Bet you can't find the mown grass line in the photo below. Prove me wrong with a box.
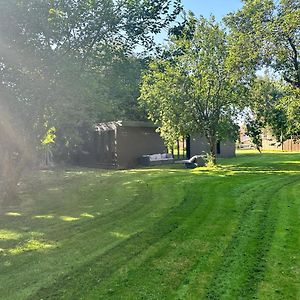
[29,172,297,300]
[0,182,154,264]
[257,180,300,299]
[173,175,274,300]
[30,187,203,299]
[0,177,185,300]
[87,180,231,299]
[205,175,300,299]
[84,175,275,300]
[2,152,300,300]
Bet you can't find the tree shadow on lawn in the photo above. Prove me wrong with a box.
[1,152,300,259]
[1,153,300,298]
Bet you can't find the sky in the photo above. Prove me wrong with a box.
[181,0,243,21]
[155,1,244,44]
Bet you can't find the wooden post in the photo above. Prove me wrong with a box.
[186,135,191,159]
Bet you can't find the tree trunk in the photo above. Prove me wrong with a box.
[0,112,32,207]
[207,135,217,165]
[256,145,262,153]
[1,153,31,207]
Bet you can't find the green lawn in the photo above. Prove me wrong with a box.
[1,151,300,299]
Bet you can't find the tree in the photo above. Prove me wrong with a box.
[242,75,300,153]
[0,0,182,147]
[140,15,243,164]
[0,0,182,59]
[225,1,300,148]
[279,86,300,137]
[244,76,288,149]
[0,95,33,205]
[245,119,263,153]
[0,0,182,203]
[225,0,300,89]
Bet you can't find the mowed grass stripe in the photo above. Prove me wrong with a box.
[257,179,300,299]
[31,187,203,299]
[175,175,276,300]
[204,175,299,299]
[83,181,226,299]
[92,175,283,300]
[1,152,300,299]
[0,176,186,300]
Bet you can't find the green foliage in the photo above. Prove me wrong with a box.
[245,76,287,149]
[279,87,300,137]
[3,0,182,59]
[41,127,56,145]
[246,119,263,152]
[202,152,218,168]
[140,15,243,162]
[225,0,300,89]
[0,0,181,164]
[244,76,300,150]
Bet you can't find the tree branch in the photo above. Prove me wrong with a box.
[286,36,300,88]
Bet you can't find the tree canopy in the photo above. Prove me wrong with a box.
[140,15,243,163]
[0,0,182,157]
[243,76,288,151]
[225,0,299,148]
[0,0,182,203]
[225,0,300,89]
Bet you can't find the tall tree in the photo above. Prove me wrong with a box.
[225,0,300,89]
[0,0,182,203]
[0,92,33,205]
[225,1,300,146]
[140,15,243,164]
[0,0,182,59]
[279,86,300,136]
[244,76,288,151]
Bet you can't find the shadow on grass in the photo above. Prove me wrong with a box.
[1,152,300,259]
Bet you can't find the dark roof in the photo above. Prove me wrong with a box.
[95,121,157,132]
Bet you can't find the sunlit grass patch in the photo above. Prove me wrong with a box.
[33,215,54,219]
[0,230,23,240]
[278,160,300,164]
[2,152,300,299]
[5,212,22,217]
[111,231,131,239]
[47,187,60,191]
[59,216,80,222]
[80,213,94,218]
[8,239,58,255]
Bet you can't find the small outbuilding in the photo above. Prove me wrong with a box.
[94,121,166,169]
[189,136,236,159]
[76,120,236,169]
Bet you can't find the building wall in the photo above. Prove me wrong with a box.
[190,136,210,156]
[116,126,166,168]
[90,122,236,169]
[261,139,282,151]
[261,129,282,151]
[219,140,236,158]
[190,135,235,158]
[261,128,300,152]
